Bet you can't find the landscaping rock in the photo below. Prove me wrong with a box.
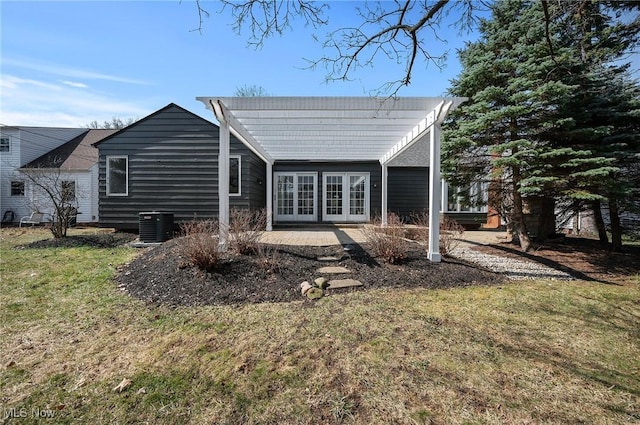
[300,281,313,295]
[306,287,324,300]
[314,277,328,288]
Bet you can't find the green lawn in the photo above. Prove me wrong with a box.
[1,228,639,424]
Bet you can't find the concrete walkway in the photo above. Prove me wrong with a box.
[455,229,511,247]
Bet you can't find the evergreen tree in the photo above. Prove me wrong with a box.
[443,0,576,251]
[547,1,640,250]
[443,0,640,251]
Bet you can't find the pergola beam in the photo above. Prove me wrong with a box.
[202,98,275,243]
[379,100,455,262]
[198,96,464,262]
[427,101,453,262]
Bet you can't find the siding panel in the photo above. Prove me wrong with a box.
[387,166,429,221]
[97,104,264,230]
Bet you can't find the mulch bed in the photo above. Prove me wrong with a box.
[17,232,638,306]
[115,238,505,306]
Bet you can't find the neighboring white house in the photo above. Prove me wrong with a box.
[0,126,115,224]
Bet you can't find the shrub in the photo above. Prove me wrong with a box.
[362,213,408,264]
[410,211,465,256]
[229,208,267,255]
[256,243,282,274]
[440,215,465,255]
[177,219,222,272]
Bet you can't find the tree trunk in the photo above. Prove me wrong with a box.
[590,200,609,244]
[512,192,532,252]
[508,122,531,252]
[511,165,532,252]
[608,196,623,252]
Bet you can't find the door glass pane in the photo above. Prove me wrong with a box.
[349,175,366,215]
[326,175,342,215]
[277,175,294,215]
[297,175,314,216]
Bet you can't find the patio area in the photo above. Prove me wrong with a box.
[259,226,368,246]
[259,226,510,247]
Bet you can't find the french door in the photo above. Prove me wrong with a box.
[323,173,369,222]
[274,172,317,221]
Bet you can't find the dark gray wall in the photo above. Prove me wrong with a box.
[387,166,429,221]
[274,161,382,222]
[97,104,265,230]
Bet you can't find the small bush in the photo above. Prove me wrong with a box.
[177,219,222,272]
[256,243,282,274]
[411,211,465,256]
[440,215,464,255]
[229,208,267,255]
[362,213,408,264]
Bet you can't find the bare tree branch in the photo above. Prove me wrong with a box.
[187,0,577,96]
[20,161,85,238]
[305,0,455,96]
[203,0,329,47]
[188,0,210,34]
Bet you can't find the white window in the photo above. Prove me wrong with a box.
[0,137,10,152]
[229,155,241,196]
[11,181,24,196]
[442,181,487,213]
[106,156,128,196]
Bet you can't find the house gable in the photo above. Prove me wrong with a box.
[96,103,265,230]
[22,129,116,171]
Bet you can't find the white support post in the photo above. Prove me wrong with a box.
[266,161,273,231]
[219,118,230,250]
[381,163,388,226]
[428,123,442,262]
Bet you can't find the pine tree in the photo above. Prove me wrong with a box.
[542,1,640,250]
[443,0,576,251]
[443,0,640,251]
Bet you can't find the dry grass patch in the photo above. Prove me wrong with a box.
[1,228,639,424]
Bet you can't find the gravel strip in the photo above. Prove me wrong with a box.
[450,246,574,280]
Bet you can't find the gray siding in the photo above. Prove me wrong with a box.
[387,166,429,221]
[247,153,267,210]
[274,161,382,222]
[97,104,265,230]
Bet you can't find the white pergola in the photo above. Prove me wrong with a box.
[197,96,466,262]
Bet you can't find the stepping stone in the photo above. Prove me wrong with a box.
[328,279,363,289]
[317,256,340,262]
[317,266,351,274]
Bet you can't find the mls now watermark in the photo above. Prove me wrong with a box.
[3,407,55,419]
